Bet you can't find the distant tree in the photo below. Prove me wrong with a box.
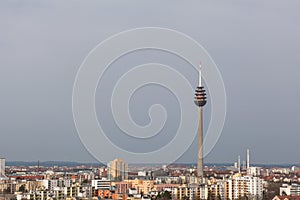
[4,186,11,194]
[182,195,188,200]
[19,185,26,193]
[156,191,171,200]
[156,192,162,200]
[162,191,171,199]
[264,182,281,199]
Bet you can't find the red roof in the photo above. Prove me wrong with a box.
[274,195,300,200]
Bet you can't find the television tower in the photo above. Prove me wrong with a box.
[194,63,207,178]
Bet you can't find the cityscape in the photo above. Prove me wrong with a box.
[1,1,300,200]
[1,152,300,200]
[1,67,299,200]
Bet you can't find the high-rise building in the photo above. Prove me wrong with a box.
[225,175,263,200]
[0,158,5,177]
[194,64,207,179]
[212,174,263,200]
[107,158,128,181]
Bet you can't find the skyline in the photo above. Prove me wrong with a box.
[1,1,300,164]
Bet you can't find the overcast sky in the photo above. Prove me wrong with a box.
[0,0,300,165]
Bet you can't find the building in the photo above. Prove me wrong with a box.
[108,158,128,181]
[273,195,300,200]
[205,174,263,200]
[115,181,132,194]
[173,183,208,200]
[92,179,111,190]
[280,184,300,196]
[0,158,5,178]
[247,166,261,176]
[129,179,154,195]
[226,175,263,200]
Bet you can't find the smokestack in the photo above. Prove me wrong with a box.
[246,149,250,169]
[38,160,40,173]
[238,155,241,173]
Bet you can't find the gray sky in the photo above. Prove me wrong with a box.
[0,0,300,165]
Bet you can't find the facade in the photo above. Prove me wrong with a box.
[91,179,111,190]
[206,175,263,200]
[108,158,128,181]
[174,184,208,200]
[129,179,154,195]
[42,179,72,190]
[247,167,261,176]
[227,175,263,200]
[115,181,132,194]
[280,184,300,196]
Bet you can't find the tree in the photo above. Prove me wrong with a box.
[4,186,11,194]
[156,191,171,200]
[19,185,26,193]
[161,191,171,199]
[182,195,189,200]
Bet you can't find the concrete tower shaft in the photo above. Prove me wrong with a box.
[194,65,207,179]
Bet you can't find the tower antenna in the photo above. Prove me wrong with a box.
[199,62,202,86]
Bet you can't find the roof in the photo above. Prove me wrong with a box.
[273,195,300,200]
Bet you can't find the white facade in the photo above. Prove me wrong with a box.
[246,176,263,199]
[247,167,261,176]
[280,183,300,196]
[138,171,147,177]
[91,179,111,190]
[42,179,73,190]
[233,176,263,200]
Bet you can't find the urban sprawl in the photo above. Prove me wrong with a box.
[1,153,300,200]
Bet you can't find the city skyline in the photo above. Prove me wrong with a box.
[0,1,300,164]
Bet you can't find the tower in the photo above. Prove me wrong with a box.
[194,64,207,178]
[107,158,128,181]
[0,158,5,178]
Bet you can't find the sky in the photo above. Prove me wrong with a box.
[0,0,300,165]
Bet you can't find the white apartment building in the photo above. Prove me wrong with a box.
[91,178,111,190]
[210,175,263,200]
[280,183,300,196]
